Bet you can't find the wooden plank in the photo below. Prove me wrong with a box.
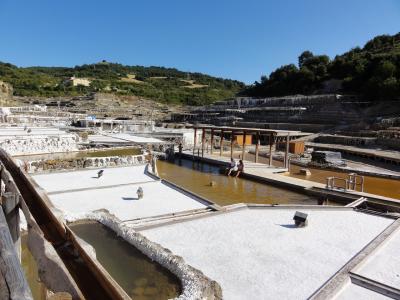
[0,256,10,299]
[1,167,20,196]
[230,131,235,159]
[0,149,129,300]
[255,132,260,163]
[210,129,214,154]
[241,132,246,160]
[219,130,224,156]
[201,128,205,158]
[2,193,20,261]
[0,209,33,300]
[269,133,273,166]
[285,133,290,168]
[193,128,197,158]
[185,124,298,135]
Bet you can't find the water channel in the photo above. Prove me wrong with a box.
[22,222,181,300]
[70,222,181,300]
[233,152,400,199]
[157,157,317,205]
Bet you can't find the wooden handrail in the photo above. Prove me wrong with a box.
[0,149,130,300]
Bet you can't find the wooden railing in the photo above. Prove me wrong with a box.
[0,149,130,300]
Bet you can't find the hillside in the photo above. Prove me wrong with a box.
[0,62,245,105]
[243,32,400,101]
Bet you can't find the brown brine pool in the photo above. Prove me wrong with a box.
[227,152,400,200]
[70,222,181,300]
[157,158,317,206]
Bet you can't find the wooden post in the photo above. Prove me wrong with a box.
[255,132,260,163]
[193,128,197,159]
[285,132,290,169]
[230,131,235,159]
[269,133,273,166]
[219,130,224,156]
[210,129,214,155]
[2,193,21,261]
[0,208,32,299]
[201,128,205,158]
[241,131,246,161]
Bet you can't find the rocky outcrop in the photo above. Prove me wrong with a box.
[0,81,13,104]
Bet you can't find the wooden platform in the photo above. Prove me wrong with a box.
[181,152,400,206]
[306,142,400,164]
[182,151,288,174]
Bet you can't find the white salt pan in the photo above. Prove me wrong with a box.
[33,165,206,221]
[140,208,393,300]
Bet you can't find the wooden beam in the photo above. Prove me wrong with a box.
[193,128,197,159]
[0,150,131,300]
[219,130,224,156]
[241,132,246,160]
[0,209,33,300]
[210,129,214,155]
[269,133,273,166]
[255,132,260,163]
[2,193,21,261]
[185,124,300,136]
[230,131,235,159]
[285,132,290,169]
[201,128,205,158]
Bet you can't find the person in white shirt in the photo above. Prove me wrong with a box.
[227,158,238,176]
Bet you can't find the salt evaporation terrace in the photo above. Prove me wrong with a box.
[32,165,208,221]
[29,161,400,299]
[87,133,163,145]
[138,206,397,299]
[0,126,78,155]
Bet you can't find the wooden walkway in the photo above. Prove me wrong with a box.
[306,142,400,164]
[184,151,288,174]
[182,152,400,205]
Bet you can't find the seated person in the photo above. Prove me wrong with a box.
[227,158,238,176]
[236,160,244,177]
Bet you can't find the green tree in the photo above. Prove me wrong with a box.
[298,51,314,68]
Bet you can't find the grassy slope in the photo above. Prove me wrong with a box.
[0,62,245,105]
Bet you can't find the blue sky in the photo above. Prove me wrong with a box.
[0,0,399,83]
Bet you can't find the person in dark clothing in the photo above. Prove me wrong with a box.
[235,160,244,177]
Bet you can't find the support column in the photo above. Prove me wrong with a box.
[201,128,205,158]
[241,131,246,161]
[210,129,214,155]
[269,133,273,166]
[285,133,290,169]
[219,130,224,156]
[230,131,235,159]
[0,207,31,299]
[255,131,260,163]
[193,128,197,159]
[2,192,21,261]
